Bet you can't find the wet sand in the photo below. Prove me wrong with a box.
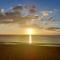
[0,44,60,60]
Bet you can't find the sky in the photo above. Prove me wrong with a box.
[0,0,60,22]
[0,0,60,8]
[0,0,60,10]
[0,0,60,35]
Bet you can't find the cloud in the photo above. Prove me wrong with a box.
[45,27,60,31]
[40,10,53,16]
[42,11,49,16]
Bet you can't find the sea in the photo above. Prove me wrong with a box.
[0,35,60,44]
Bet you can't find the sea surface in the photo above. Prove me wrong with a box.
[0,35,60,44]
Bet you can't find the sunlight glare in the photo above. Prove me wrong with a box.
[26,28,33,44]
[27,28,33,35]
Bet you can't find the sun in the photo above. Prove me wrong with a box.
[26,28,33,35]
